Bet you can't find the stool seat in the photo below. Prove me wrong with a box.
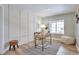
[9,40,18,45]
[9,40,19,51]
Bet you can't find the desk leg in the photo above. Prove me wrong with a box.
[35,39,37,48]
[42,38,44,51]
[50,38,52,45]
[50,34,52,45]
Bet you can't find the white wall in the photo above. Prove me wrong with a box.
[3,4,9,51]
[0,5,4,53]
[8,4,42,45]
[9,5,21,44]
[42,13,75,37]
[0,4,42,54]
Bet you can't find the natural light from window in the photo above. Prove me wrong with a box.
[49,20,64,34]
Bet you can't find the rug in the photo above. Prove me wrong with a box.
[22,43,60,55]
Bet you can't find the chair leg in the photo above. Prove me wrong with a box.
[35,39,37,48]
[42,38,44,51]
[50,34,52,45]
[50,38,52,45]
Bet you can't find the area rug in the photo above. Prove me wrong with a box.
[22,43,60,55]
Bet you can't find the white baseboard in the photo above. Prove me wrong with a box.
[0,46,9,54]
[2,47,9,54]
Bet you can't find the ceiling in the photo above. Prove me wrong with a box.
[15,4,79,17]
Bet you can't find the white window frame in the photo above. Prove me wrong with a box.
[48,20,64,34]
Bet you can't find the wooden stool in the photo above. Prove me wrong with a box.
[9,40,19,51]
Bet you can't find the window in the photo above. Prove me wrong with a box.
[51,21,56,33]
[49,20,64,34]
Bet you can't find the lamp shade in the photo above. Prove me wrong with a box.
[40,24,46,28]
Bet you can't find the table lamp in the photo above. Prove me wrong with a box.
[40,24,46,32]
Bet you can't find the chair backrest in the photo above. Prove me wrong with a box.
[34,32,41,40]
[34,32,45,40]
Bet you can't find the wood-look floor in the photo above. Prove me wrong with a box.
[4,41,79,55]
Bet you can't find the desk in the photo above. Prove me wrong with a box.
[34,32,52,51]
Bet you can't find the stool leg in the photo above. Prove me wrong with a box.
[17,44,19,48]
[17,42,19,48]
[13,45,16,51]
[9,45,11,51]
[17,41,19,48]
